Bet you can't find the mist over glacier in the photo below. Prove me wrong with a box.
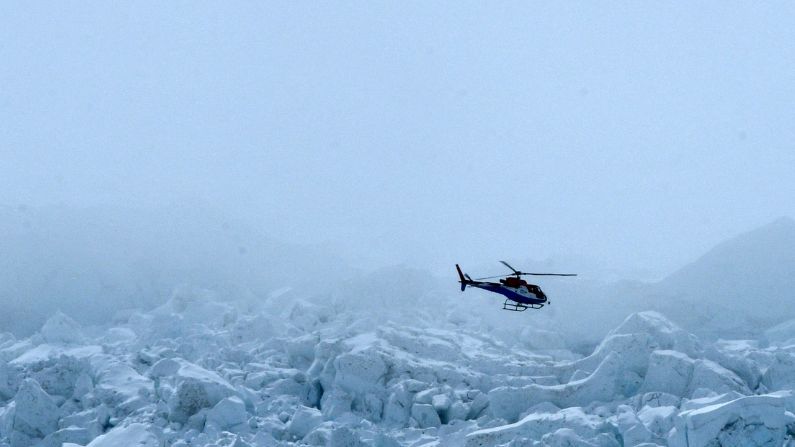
[0,203,353,335]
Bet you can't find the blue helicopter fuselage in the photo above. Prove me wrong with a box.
[466,280,547,306]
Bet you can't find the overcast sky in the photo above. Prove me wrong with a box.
[2,2,794,278]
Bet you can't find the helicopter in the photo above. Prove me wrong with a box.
[456,261,576,311]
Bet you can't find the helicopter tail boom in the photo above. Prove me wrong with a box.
[456,264,469,291]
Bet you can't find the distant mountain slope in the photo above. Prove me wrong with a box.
[652,217,795,336]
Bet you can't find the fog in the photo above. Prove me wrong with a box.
[5,6,795,446]
[2,3,795,332]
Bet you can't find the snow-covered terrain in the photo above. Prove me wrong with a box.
[2,283,795,446]
[2,211,795,446]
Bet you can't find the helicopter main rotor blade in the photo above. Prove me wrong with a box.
[499,260,520,274]
[472,274,507,280]
[519,273,578,276]
[475,272,578,279]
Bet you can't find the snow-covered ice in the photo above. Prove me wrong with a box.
[1,286,795,446]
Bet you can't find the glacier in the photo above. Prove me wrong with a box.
[1,289,794,446]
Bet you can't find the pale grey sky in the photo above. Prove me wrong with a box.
[2,2,794,278]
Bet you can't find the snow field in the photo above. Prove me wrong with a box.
[1,294,795,446]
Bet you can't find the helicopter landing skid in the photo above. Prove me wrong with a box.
[502,300,544,312]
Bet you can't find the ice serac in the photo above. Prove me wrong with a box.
[608,311,701,357]
[688,358,750,396]
[465,407,618,447]
[334,347,387,393]
[668,393,795,447]
[287,406,323,439]
[641,350,694,396]
[91,355,154,412]
[39,311,85,345]
[557,311,701,387]
[205,396,249,431]
[40,426,93,447]
[762,351,795,391]
[616,404,655,445]
[382,383,412,427]
[641,350,749,397]
[7,378,60,442]
[0,360,11,400]
[149,358,237,423]
[488,351,634,422]
[331,346,387,421]
[638,404,678,440]
[410,403,441,428]
[84,423,158,447]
